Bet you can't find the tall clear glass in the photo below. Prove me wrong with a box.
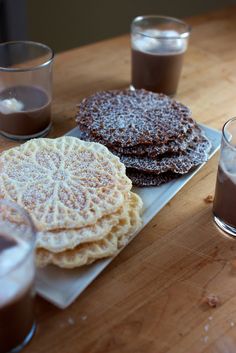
[213,117,236,236]
[0,41,54,140]
[0,200,36,353]
[131,15,191,96]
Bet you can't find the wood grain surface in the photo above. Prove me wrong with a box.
[4,6,236,353]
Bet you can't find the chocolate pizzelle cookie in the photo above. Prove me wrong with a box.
[79,125,202,158]
[126,170,180,187]
[117,135,211,175]
[76,89,211,187]
[76,89,195,147]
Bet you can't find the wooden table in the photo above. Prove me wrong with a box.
[5,6,236,353]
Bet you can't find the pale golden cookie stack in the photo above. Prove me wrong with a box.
[0,136,143,268]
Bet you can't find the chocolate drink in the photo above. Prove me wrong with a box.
[0,234,35,353]
[0,85,51,137]
[131,29,187,96]
[213,166,236,228]
[131,48,184,96]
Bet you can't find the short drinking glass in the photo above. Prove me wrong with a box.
[131,15,191,96]
[0,200,36,353]
[0,41,54,140]
[213,117,236,236]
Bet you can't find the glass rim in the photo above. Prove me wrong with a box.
[0,40,54,72]
[131,15,191,39]
[222,117,236,151]
[0,199,36,278]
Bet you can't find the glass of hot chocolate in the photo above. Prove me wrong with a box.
[0,200,36,353]
[0,41,54,140]
[131,15,191,96]
[213,118,236,236]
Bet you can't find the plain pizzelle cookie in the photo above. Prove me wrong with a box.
[36,193,132,252]
[36,192,143,268]
[0,136,132,231]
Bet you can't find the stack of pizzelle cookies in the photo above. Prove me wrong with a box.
[76,89,211,186]
[0,136,143,268]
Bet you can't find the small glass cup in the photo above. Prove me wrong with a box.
[131,15,191,96]
[213,117,236,236]
[0,41,54,140]
[0,199,36,353]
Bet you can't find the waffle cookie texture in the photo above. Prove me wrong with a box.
[76,89,211,186]
[36,192,142,268]
[0,136,143,268]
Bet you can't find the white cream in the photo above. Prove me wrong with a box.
[132,29,187,54]
[0,98,24,114]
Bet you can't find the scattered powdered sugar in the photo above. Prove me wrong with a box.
[199,316,236,345]
[80,315,87,321]
[68,317,75,325]
[60,317,76,328]
[201,320,210,344]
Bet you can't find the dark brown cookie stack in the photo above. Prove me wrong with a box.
[76,89,211,187]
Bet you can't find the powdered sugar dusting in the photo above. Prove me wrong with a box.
[127,169,180,186]
[79,125,201,157]
[118,135,211,174]
[76,89,194,147]
[0,137,132,231]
